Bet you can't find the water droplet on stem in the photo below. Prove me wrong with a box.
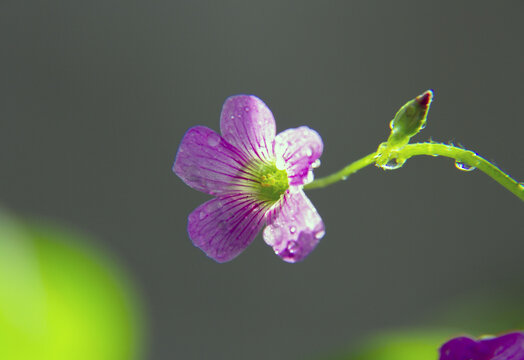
[381,158,405,170]
[454,161,476,172]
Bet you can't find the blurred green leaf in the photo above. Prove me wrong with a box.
[313,329,455,360]
[0,209,144,360]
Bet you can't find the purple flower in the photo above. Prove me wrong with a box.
[173,95,325,263]
[440,332,524,360]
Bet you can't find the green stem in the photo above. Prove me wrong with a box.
[399,143,524,201]
[304,142,524,202]
[304,152,377,190]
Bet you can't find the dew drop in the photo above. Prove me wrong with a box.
[420,123,426,130]
[389,119,395,130]
[244,106,250,112]
[314,230,325,240]
[289,226,296,234]
[207,132,220,146]
[306,148,313,157]
[230,115,235,119]
[381,158,404,170]
[342,176,348,180]
[518,182,524,190]
[312,159,321,168]
[305,171,314,184]
[217,220,227,231]
[287,241,299,253]
[199,210,206,220]
[454,161,476,172]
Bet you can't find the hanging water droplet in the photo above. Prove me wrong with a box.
[454,161,476,172]
[311,159,321,168]
[342,175,348,180]
[289,226,296,234]
[206,132,220,146]
[389,119,395,130]
[381,158,404,170]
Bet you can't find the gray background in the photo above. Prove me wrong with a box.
[1,1,523,359]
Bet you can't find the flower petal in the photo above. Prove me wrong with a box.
[439,337,477,360]
[439,332,524,360]
[220,95,276,162]
[188,194,269,263]
[263,188,325,263]
[173,126,255,195]
[274,126,323,185]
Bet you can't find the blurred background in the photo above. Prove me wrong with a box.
[1,1,523,359]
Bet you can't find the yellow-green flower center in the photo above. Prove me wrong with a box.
[243,161,289,202]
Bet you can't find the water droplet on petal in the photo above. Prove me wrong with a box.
[454,161,476,172]
[306,148,313,157]
[244,106,250,112]
[199,210,206,220]
[305,171,314,184]
[275,157,286,170]
[312,159,321,168]
[217,220,227,231]
[230,115,235,119]
[287,241,299,253]
[207,133,220,146]
[289,226,296,234]
[314,230,325,240]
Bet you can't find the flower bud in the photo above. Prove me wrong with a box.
[387,90,433,148]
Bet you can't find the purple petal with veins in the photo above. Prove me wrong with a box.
[188,194,270,263]
[275,126,323,185]
[220,95,276,162]
[439,332,524,360]
[263,188,325,263]
[173,126,254,195]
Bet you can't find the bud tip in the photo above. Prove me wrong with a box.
[416,89,433,109]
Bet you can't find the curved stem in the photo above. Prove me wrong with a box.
[398,143,524,201]
[304,152,377,190]
[305,142,524,202]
